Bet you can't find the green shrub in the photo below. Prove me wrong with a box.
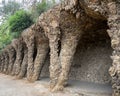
[0,21,12,50]
[31,1,55,22]
[9,10,33,33]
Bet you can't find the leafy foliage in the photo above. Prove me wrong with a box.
[0,0,57,51]
[0,21,12,50]
[9,10,33,33]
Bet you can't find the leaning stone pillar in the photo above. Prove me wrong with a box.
[48,28,61,90]
[11,39,19,75]
[14,38,24,76]
[17,42,28,79]
[7,45,16,74]
[0,52,5,73]
[21,28,36,81]
[107,1,120,96]
[0,54,2,72]
[37,6,61,89]
[3,49,9,74]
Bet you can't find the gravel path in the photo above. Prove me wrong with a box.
[0,73,112,96]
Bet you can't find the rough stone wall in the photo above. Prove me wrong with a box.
[69,28,112,84]
[107,1,120,96]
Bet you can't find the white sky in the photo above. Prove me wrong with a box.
[0,0,60,3]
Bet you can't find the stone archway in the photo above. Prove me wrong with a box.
[69,25,113,84]
[67,19,113,95]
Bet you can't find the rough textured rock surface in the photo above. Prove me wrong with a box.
[107,1,120,96]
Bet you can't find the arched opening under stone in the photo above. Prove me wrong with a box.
[68,20,113,95]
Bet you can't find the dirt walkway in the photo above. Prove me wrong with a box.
[0,73,112,96]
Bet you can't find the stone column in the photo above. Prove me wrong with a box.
[53,32,81,91]
[38,6,61,90]
[30,26,49,82]
[3,50,9,74]
[31,40,49,82]
[7,45,16,74]
[13,38,24,76]
[48,27,61,90]
[0,53,4,73]
[11,39,19,76]
[0,53,4,72]
[17,42,28,79]
[107,1,120,96]
[0,54,2,72]
[26,32,35,81]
